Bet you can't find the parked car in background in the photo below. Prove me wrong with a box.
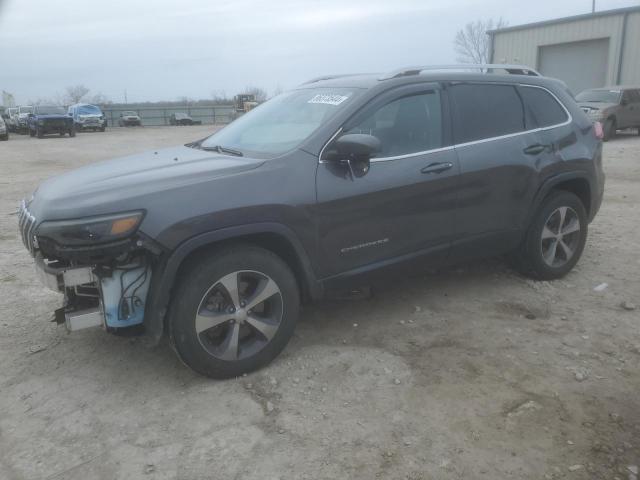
[17,65,604,378]
[576,86,640,141]
[118,111,142,126]
[27,105,75,138]
[17,105,34,134]
[68,103,106,132]
[5,107,19,132]
[169,112,202,126]
[0,115,8,141]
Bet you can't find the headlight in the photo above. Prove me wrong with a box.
[36,211,144,246]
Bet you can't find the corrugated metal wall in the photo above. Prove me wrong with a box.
[492,10,640,88]
[620,11,640,85]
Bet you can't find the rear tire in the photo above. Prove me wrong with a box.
[509,191,587,280]
[169,245,300,379]
[603,117,616,141]
[36,128,44,138]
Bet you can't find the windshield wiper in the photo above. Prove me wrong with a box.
[201,145,244,157]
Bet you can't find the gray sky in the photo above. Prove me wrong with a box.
[1,0,638,104]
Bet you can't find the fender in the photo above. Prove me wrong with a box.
[143,222,322,344]
[526,170,595,227]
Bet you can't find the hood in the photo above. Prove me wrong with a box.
[28,145,265,221]
[578,101,617,112]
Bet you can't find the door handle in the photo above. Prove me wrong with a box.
[523,144,547,155]
[421,162,453,174]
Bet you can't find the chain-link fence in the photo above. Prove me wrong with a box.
[102,105,235,127]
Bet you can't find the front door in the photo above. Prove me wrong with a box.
[314,84,458,280]
[618,89,640,129]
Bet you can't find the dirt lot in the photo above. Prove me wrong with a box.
[0,126,639,480]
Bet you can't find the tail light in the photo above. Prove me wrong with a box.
[593,121,604,140]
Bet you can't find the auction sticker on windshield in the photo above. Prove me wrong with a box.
[308,94,350,106]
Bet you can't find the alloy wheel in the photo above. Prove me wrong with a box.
[195,270,283,361]
[540,206,581,268]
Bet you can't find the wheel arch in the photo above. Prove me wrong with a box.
[528,172,594,226]
[144,223,322,344]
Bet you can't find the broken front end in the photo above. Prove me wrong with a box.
[19,202,162,333]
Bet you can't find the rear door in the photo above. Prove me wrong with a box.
[448,82,544,257]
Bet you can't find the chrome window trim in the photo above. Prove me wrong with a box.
[318,84,572,164]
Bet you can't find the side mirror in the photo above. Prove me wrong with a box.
[327,133,381,179]
[621,98,629,106]
[334,133,381,158]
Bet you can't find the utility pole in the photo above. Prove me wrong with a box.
[592,0,595,13]
[124,89,128,104]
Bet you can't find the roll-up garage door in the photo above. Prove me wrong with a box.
[538,38,609,95]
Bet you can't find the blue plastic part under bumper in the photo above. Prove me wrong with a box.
[100,265,151,328]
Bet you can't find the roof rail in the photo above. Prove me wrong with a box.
[301,73,373,85]
[379,64,541,80]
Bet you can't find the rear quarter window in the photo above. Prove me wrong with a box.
[520,86,569,128]
[450,83,525,144]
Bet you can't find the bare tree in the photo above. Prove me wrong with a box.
[90,92,111,105]
[454,18,507,64]
[243,86,268,102]
[272,84,284,98]
[63,85,90,104]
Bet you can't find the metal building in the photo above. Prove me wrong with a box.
[488,6,640,94]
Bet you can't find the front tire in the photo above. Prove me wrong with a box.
[169,246,300,379]
[509,191,587,280]
[69,126,76,137]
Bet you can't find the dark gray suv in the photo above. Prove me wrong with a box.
[18,65,605,378]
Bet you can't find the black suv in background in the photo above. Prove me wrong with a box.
[19,65,604,378]
[27,105,75,138]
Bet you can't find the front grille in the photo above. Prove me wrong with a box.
[18,200,37,256]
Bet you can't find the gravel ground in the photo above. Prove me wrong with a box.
[0,126,639,480]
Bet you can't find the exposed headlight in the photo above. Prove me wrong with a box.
[37,211,145,246]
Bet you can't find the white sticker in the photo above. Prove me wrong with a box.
[308,94,350,106]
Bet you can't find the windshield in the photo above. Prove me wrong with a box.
[19,106,33,114]
[576,89,621,103]
[123,111,137,116]
[78,105,102,115]
[175,113,189,119]
[201,88,360,157]
[37,106,66,115]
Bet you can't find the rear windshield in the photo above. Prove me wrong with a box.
[201,88,360,157]
[576,89,621,103]
[123,111,137,116]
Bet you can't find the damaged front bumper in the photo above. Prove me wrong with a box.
[34,253,152,333]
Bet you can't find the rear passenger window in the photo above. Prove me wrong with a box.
[520,86,568,128]
[450,84,525,143]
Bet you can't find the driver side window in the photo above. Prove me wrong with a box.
[344,91,442,158]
